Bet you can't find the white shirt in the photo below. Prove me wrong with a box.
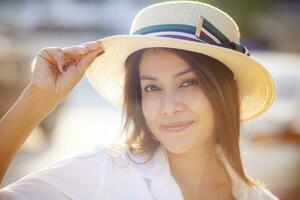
[0,143,279,200]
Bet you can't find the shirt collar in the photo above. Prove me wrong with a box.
[125,143,257,199]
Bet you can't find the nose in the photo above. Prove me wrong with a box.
[161,90,183,116]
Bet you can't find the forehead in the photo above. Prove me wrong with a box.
[139,49,191,76]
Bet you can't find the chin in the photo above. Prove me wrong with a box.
[161,141,193,155]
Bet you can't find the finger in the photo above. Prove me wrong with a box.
[53,49,65,73]
[62,45,90,56]
[39,47,65,73]
[38,53,56,67]
[77,49,104,75]
[62,51,90,70]
[62,40,103,57]
[81,40,103,51]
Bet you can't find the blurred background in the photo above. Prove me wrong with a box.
[0,0,299,199]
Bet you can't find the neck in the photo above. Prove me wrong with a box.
[166,141,232,196]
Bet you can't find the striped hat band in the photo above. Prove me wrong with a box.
[132,16,250,56]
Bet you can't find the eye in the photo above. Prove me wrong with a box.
[144,84,160,92]
[181,79,199,87]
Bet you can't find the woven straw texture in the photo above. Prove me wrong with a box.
[86,1,275,122]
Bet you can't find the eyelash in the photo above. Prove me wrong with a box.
[143,79,199,92]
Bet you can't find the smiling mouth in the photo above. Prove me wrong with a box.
[161,121,194,133]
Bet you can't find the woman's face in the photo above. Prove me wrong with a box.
[139,49,215,154]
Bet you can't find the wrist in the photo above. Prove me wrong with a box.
[23,84,60,111]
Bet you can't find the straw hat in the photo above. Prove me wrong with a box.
[86,1,275,122]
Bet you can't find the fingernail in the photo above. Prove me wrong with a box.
[96,52,103,56]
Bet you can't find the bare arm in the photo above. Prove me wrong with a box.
[0,85,58,184]
[0,40,104,185]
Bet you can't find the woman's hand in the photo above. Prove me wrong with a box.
[29,40,104,104]
[0,41,104,184]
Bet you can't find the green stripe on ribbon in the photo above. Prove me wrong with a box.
[235,43,244,53]
[202,18,230,43]
[132,24,196,35]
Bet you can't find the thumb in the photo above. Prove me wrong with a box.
[77,49,104,75]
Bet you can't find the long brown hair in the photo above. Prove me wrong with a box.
[121,47,258,186]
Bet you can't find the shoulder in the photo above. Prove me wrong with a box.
[33,142,130,178]
[33,142,115,177]
[3,142,130,200]
[43,142,129,168]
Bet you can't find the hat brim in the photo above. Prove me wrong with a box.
[86,35,275,122]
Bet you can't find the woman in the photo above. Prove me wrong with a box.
[0,1,278,199]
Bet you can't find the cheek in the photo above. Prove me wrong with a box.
[181,88,214,125]
[142,94,161,127]
[180,88,209,109]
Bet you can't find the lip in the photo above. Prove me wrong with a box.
[161,121,194,133]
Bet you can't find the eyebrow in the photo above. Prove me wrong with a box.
[140,67,193,81]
